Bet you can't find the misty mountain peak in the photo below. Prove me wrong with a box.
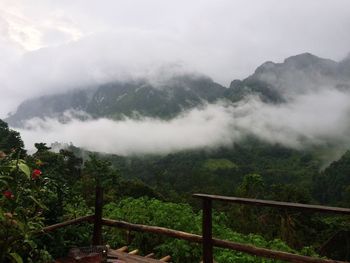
[254,61,276,74]
[283,53,337,71]
[254,53,337,75]
[6,74,226,126]
[224,52,350,104]
[284,52,322,66]
[7,52,350,127]
[243,52,345,100]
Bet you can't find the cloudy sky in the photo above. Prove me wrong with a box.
[1,0,350,117]
[2,0,350,164]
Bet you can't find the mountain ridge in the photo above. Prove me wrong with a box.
[6,52,350,127]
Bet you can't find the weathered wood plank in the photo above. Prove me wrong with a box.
[159,255,171,262]
[145,253,155,258]
[117,246,128,252]
[41,215,94,233]
[102,218,202,243]
[128,249,139,255]
[193,194,350,215]
[212,238,346,263]
[108,250,164,263]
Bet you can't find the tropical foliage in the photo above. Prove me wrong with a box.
[1,119,350,261]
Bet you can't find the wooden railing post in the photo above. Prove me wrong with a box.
[202,198,213,263]
[92,184,103,245]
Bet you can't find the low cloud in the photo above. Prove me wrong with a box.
[16,88,350,164]
[237,90,350,147]
[18,103,238,155]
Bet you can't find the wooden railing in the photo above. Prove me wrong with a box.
[193,194,350,263]
[40,190,350,263]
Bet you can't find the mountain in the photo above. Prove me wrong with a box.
[6,75,226,126]
[225,53,350,103]
[6,52,350,126]
[6,89,96,126]
[86,75,226,119]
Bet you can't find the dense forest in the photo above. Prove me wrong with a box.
[1,119,350,262]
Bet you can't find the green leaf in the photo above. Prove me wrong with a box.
[0,175,12,180]
[8,161,17,170]
[18,162,30,178]
[9,252,23,263]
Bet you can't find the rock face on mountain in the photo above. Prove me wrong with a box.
[6,53,350,127]
[225,53,350,103]
[6,75,226,126]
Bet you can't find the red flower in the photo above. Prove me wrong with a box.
[31,169,42,179]
[3,190,14,199]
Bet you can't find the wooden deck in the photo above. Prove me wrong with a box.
[108,249,168,262]
[55,246,171,263]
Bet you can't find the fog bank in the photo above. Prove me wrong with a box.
[17,89,350,162]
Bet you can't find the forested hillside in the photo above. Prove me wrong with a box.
[2,120,350,262]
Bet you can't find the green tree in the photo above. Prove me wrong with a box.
[237,173,265,198]
[0,119,25,156]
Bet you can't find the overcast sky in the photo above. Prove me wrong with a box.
[1,0,350,117]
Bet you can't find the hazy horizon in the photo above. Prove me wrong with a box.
[1,0,350,116]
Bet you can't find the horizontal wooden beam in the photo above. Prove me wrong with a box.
[212,239,345,263]
[101,218,346,263]
[101,218,201,243]
[193,194,350,215]
[41,215,94,233]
